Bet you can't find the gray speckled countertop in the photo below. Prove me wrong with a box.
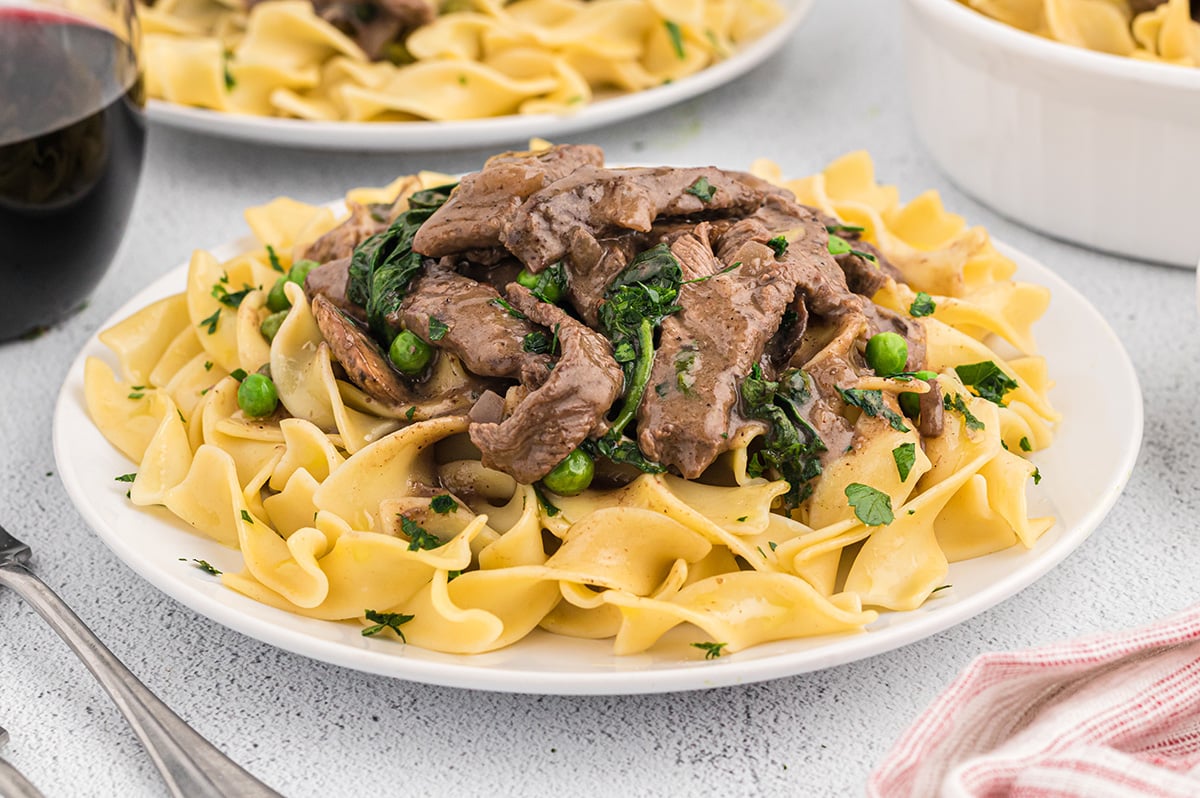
[2,1,1197,796]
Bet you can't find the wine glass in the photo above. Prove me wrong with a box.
[0,0,145,341]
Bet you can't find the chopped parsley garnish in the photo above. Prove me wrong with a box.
[826,234,877,261]
[240,510,254,524]
[180,558,221,576]
[909,292,936,317]
[826,223,865,234]
[114,473,137,483]
[222,51,236,91]
[740,366,825,509]
[127,391,144,400]
[230,368,248,382]
[177,409,186,424]
[943,393,985,431]
[768,541,778,551]
[199,309,221,335]
[523,330,553,354]
[954,361,1018,406]
[491,297,527,319]
[203,361,213,371]
[265,244,284,273]
[737,515,748,522]
[405,406,416,421]
[684,176,716,202]
[1019,436,1032,452]
[361,609,414,641]
[767,236,789,257]
[533,484,561,516]
[399,515,440,551]
[931,584,951,594]
[428,317,449,341]
[845,483,894,526]
[691,641,727,659]
[1032,467,1042,485]
[212,282,254,308]
[430,494,459,514]
[892,442,916,482]
[837,387,910,433]
[664,20,686,59]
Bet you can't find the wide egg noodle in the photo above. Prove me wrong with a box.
[604,571,878,655]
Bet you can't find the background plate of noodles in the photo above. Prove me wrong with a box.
[135,0,812,150]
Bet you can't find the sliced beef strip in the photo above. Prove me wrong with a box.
[412,144,605,258]
[637,228,800,479]
[835,240,904,298]
[302,202,388,265]
[502,166,782,271]
[734,198,928,373]
[469,286,624,484]
[392,265,552,384]
[718,195,860,319]
[788,313,865,463]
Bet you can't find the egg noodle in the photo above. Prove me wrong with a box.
[961,0,1200,66]
[84,150,1058,657]
[126,0,786,121]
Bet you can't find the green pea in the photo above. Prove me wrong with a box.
[516,268,540,291]
[865,332,908,377]
[260,310,288,342]
[541,448,594,497]
[237,373,278,418]
[516,267,564,303]
[288,259,318,287]
[266,277,291,312]
[389,330,432,375]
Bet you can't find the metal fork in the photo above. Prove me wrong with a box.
[0,724,46,798]
[0,522,282,797]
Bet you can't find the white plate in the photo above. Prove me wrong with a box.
[146,0,813,152]
[53,238,1142,694]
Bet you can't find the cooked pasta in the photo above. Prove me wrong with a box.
[84,144,1058,658]
[961,0,1200,66]
[131,0,787,121]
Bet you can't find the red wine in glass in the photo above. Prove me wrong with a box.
[0,7,145,341]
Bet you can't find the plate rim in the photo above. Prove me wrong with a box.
[144,0,814,151]
[52,234,1144,695]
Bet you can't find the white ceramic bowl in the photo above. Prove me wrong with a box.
[901,0,1200,268]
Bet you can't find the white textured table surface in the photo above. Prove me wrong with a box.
[2,1,1197,796]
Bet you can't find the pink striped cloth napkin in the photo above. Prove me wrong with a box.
[868,604,1200,797]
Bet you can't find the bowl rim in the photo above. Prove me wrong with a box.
[905,0,1200,89]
